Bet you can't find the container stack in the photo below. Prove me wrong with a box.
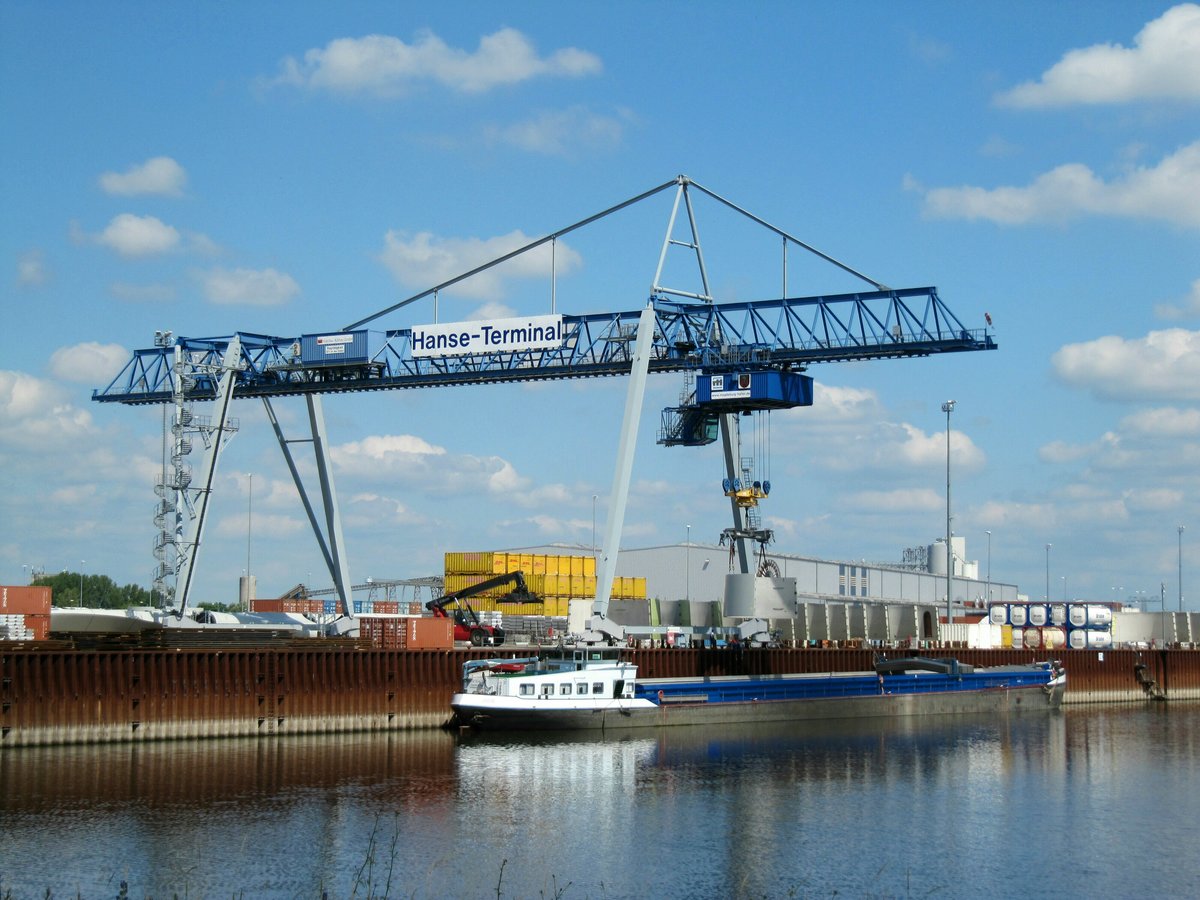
[989,602,1112,650]
[358,615,451,650]
[0,586,51,641]
[443,551,647,616]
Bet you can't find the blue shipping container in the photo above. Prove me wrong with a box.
[695,371,814,410]
[299,331,384,367]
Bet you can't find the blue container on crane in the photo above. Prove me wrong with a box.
[298,331,385,368]
[695,370,814,411]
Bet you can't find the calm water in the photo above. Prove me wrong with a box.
[2,704,1198,899]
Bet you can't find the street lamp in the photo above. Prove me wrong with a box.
[1044,544,1051,603]
[941,400,955,626]
[686,524,691,603]
[246,473,253,576]
[80,560,85,607]
[985,530,992,604]
[1179,525,1185,612]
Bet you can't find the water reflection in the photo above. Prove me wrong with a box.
[1,706,1197,899]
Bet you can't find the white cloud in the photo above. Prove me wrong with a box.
[49,342,129,384]
[844,488,942,512]
[483,106,628,156]
[1052,328,1200,400]
[466,301,517,321]
[0,370,94,447]
[199,267,300,306]
[924,143,1200,227]
[96,213,181,257]
[1120,406,1200,437]
[1122,487,1184,512]
[996,4,1200,107]
[378,229,582,299]
[918,141,1200,228]
[215,511,306,539]
[110,281,176,302]
[270,28,601,96]
[99,156,187,196]
[1154,278,1200,320]
[1039,440,1094,464]
[16,249,48,286]
[330,432,543,501]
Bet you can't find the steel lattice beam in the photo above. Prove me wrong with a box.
[93,288,994,406]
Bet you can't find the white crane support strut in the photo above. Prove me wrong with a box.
[585,303,658,644]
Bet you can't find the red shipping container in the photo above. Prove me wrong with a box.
[374,601,399,614]
[1,585,52,615]
[407,616,452,650]
[252,599,284,613]
[25,614,50,640]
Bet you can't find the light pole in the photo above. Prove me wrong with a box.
[985,530,992,605]
[1179,525,1185,611]
[246,473,253,577]
[686,524,691,603]
[941,400,955,626]
[592,495,598,557]
[80,560,85,607]
[1044,544,1051,603]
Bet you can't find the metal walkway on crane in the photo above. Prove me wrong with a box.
[93,287,991,405]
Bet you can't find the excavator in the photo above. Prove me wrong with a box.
[425,571,538,646]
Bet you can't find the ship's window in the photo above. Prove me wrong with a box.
[541,684,553,696]
[560,684,571,695]
[520,684,535,696]
[576,682,588,695]
[593,683,604,694]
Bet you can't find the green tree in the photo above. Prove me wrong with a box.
[33,571,153,608]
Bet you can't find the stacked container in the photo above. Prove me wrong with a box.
[359,615,451,650]
[989,602,1113,649]
[0,586,51,641]
[443,551,646,617]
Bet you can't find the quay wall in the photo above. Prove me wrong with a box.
[2,645,1197,747]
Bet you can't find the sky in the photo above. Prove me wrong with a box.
[2,1,1199,610]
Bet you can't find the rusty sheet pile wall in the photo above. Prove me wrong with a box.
[3,646,1198,747]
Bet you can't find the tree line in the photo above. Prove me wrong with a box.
[33,571,155,609]
[31,571,240,612]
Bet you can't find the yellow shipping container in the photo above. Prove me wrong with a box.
[632,576,647,599]
[569,556,584,577]
[446,551,516,576]
[584,556,597,576]
[532,554,547,575]
[1000,624,1013,648]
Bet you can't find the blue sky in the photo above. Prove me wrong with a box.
[2,2,1198,609]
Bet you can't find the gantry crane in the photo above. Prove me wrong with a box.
[93,176,995,621]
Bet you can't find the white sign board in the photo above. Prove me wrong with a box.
[410,314,565,358]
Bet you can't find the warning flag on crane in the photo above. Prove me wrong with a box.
[985,312,993,327]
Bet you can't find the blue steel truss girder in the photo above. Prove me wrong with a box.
[92,287,994,405]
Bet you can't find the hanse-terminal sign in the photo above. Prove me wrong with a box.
[410,313,566,358]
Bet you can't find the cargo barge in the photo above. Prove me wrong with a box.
[449,648,1066,731]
